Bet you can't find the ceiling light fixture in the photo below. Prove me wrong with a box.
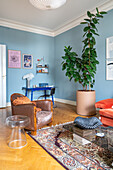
[29,0,67,10]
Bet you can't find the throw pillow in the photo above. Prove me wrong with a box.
[95,99,113,109]
[13,96,31,105]
[74,117,102,129]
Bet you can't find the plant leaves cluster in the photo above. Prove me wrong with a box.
[61,8,107,90]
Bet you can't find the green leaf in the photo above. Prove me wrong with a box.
[86,74,91,80]
[96,14,103,18]
[87,11,92,18]
[84,19,91,22]
[84,26,90,32]
[94,32,99,36]
[93,79,95,83]
[95,60,99,64]
[87,33,92,38]
[62,66,66,71]
[91,84,93,88]
[92,18,98,24]
[90,29,96,34]
[69,77,73,81]
[100,11,107,14]
[81,22,88,24]
[83,32,87,37]
[90,23,98,31]
[91,14,95,17]
[96,8,99,13]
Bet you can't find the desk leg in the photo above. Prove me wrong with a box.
[44,90,46,99]
[52,95,54,105]
[31,90,33,101]
[25,90,27,96]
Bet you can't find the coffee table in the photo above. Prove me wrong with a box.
[63,123,113,150]
[61,123,113,168]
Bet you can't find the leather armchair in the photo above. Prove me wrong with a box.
[10,93,53,134]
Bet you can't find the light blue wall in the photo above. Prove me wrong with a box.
[0,26,55,102]
[1,9,113,103]
[54,25,83,101]
[55,9,113,102]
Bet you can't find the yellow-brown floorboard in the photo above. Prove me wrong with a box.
[0,102,98,170]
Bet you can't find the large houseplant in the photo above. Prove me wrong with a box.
[61,8,107,115]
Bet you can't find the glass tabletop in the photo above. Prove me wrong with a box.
[63,123,113,153]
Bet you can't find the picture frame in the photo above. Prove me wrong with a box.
[106,36,113,59]
[106,59,113,80]
[8,50,21,68]
[106,36,113,80]
[23,54,33,69]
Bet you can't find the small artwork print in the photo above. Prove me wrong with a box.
[23,54,33,69]
[8,50,21,68]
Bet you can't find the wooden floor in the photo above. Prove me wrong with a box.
[0,102,78,170]
[0,102,99,170]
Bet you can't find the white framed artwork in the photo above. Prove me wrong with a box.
[106,60,113,80]
[106,36,113,59]
[106,36,113,80]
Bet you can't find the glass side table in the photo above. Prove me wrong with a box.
[6,115,30,149]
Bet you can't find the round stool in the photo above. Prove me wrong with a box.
[6,115,30,149]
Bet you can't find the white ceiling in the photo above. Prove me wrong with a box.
[0,0,112,36]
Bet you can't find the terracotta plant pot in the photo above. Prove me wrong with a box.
[76,90,96,116]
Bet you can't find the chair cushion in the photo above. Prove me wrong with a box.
[74,117,102,129]
[13,96,31,105]
[95,99,113,109]
[36,108,42,112]
[36,111,52,129]
[99,109,113,118]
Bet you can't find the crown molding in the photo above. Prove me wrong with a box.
[0,18,54,37]
[0,0,113,37]
[54,0,113,36]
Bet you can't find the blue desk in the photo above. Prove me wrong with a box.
[22,87,54,105]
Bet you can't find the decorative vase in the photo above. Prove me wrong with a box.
[76,90,96,116]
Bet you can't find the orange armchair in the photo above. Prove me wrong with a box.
[10,93,53,134]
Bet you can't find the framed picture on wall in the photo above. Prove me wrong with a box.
[8,50,21,68]
[106,36,113,59]
[106,60,113,80]
[23,54,33,69]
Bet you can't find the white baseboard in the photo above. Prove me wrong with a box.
[55,98,76,106]
[6,98,76,107]
[6,102,11,107]
[35,97,76,106]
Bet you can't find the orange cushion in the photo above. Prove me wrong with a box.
[95,99,113,109]
[36,108,42,112]
[99,109,113,119]
[13,97,31,106]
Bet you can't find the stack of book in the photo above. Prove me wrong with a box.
[73,133,91,145]
[72,125,95,137]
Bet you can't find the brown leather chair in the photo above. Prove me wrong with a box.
[10,93,53,135]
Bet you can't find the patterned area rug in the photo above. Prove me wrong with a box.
[29,123,113,170]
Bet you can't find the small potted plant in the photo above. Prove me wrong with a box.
[61,8,107,116]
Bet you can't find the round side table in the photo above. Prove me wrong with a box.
[6,115,30,149]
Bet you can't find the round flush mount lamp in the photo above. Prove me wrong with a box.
[29,0,67,10]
